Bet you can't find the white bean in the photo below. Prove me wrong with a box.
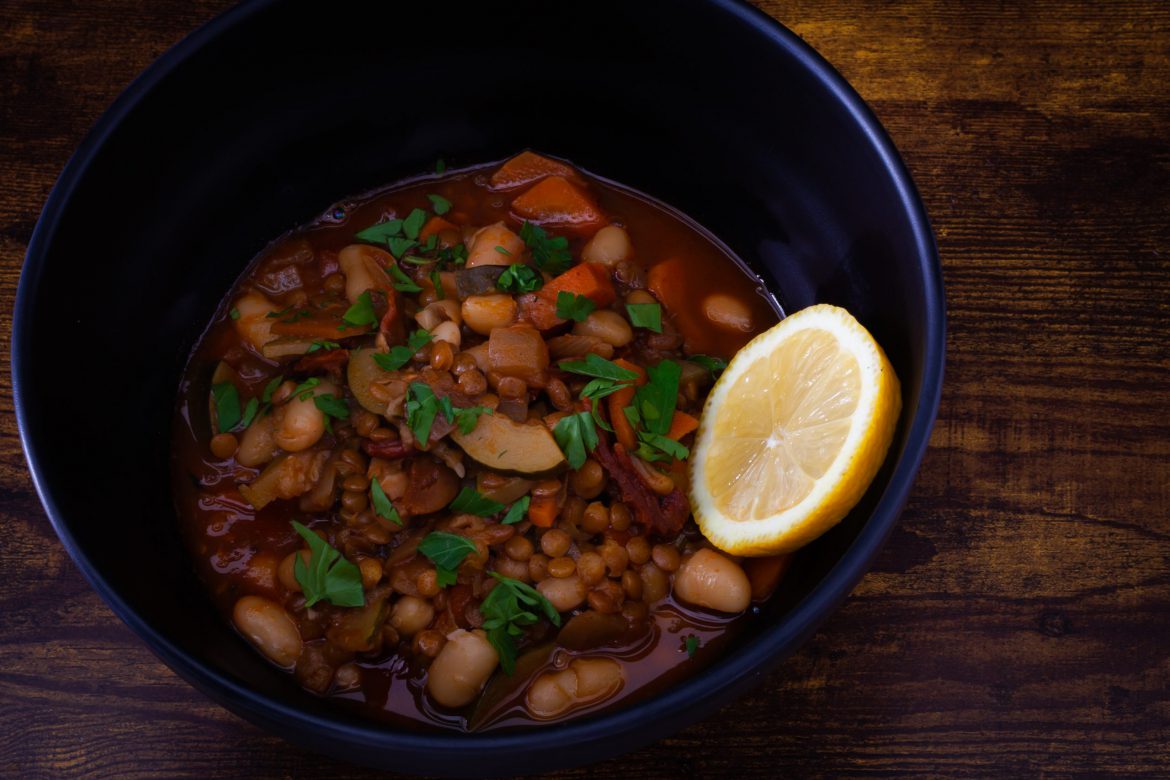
[537,575,586,612]
[672,548,751,613]
[526,657,623,719]
[581,225,632,267]
[233,292,279,349]
[431,320,462,349]
[237,415,277,467]
[416,299,461,331]
[466,222,524,268]
[573,310,633,347]
[390,595,434,638]
[232,595,302,667]
[273,380,337,452]
[339,244,392,303]
[426,629,499,708]
[461,295,517,336]
[703,293,753,332]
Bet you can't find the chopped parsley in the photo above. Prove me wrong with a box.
[342,290,377,328]
[313,393,350,430]
[291,521,364,608]
[387,236,418,259]
[386,263,423,293]
[355,218,403,245]
[684,634,700,657]
[229,307,240,321]
[239,397,260,429]
[560,353,640,381]
[373,329,432,372]
[482,573,561,674]
[501,496,530,526]
[427,193,452,215]
[449,487,506,517]
[494,245,512,256]
[429,268,445,299]
[211,382,241,433]
[625,360,689,462]
[454,405,492,434]
[405,382,441,445]
[496,263,543,294]
[369,479,402,526]
[435,158,446,175]
[690,354,728,377]
[418,531,478,587]
[556,291,595,322]
[306,339,340,353]
[261,375,284,403]
[403,208,427,241]
[519,221,572,275]
[291,377,320,400]
[626,302,663,333]
[553,410,599,470]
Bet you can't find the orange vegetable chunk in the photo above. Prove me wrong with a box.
[490,151,580,190]
[511,176,604,232]
[419,216,456,243]
[488,324,550,384]
[520,263,616,331]
[608,359,647,452]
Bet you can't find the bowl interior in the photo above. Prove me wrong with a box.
[15,0,940,773]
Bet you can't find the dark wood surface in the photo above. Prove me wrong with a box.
[3,1,1168,777]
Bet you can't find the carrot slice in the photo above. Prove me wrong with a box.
[608,359,647,452]
[666,410,700,441]
[520,263,616,330]
[511,176,604,231]
[528,495,559,528]
[490,151,579,191]
[419,216,456,243]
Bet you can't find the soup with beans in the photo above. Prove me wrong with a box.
[172,152,787,730]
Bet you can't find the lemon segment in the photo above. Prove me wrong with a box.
[689,304,901,556]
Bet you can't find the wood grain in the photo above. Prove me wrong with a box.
[3,1,1169,777]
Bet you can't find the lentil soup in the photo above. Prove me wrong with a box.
[172,152,786,731]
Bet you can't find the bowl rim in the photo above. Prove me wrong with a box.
[12,0,945,761]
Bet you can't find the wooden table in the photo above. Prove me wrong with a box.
[2,1,1168,776]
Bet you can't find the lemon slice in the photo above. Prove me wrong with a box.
[689,304,901,555]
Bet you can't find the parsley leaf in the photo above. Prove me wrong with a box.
[427,193,452,215]
[211,382,241,433]
[387,236,418,259]
[386,263,423,293]
[519,221,572,275]
[402,254,435,266]
[690,355,728,377]
[553,411,599,470]
[342,290,377,328]
[632,360,681,437]
[405,382,441,445]
[481,573,561,675]
[291,521,364,607]
[494,245,512,256]
[403,208,428,240]
[306,339,340,353]
[439,243,468,266]
[556,291,595,322]
[418,531,477,587]
[261,375,284,403]
[355,218,403,244]
[240,397,260,429]
[684,634,700,657]
[454,405,491,434]
[229,307,240,321]
[435,158,446,175]
[497,263,543,293]
[449,487,506,517]
[313,393,350,421]
[430,268,445,299]
[501,496,530,525]
[421,233,439,252]
[626,302,663,333]
[369,479,403,526]
[560,353,640,381]
[291,377,320,400]
[636,431,690,463]
[373,329,432,372]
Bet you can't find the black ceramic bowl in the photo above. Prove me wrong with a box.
[13,0,943,774]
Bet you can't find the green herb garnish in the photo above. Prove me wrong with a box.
[449,487,506,517]
[403,208,427,240]
[631,360,680,437]
[553,410,599,470]
[419,531,478,587]
[261,375,284,403]
[211,382,241,433]
[481,573,561,674]
[690,355,728,377]
[369,479,403,526]
[239,397,260,429]
[387,236,418,259]
[519,221,572,275]
[626,302,663,333]
[306,340,340,353]
[435,158,446,175]
[291,521,364,607]
[373,329,432,372]
[501,496,530,526]
[454,406,491,434]
[291,377,320,400]
[386,263,423,293]
[556,291,595,323]
[427,194,452,215]
[430,268,445,299]
[405,382,440,446]
[494,245,512,256]
[497,263,543,294]
[355,218,403,244]
[313,393,350,423]
[560,353,640,381]
[684,634,700,657]
[342,290,377,328]
[229,307,240,321]
[636,431,690,463]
